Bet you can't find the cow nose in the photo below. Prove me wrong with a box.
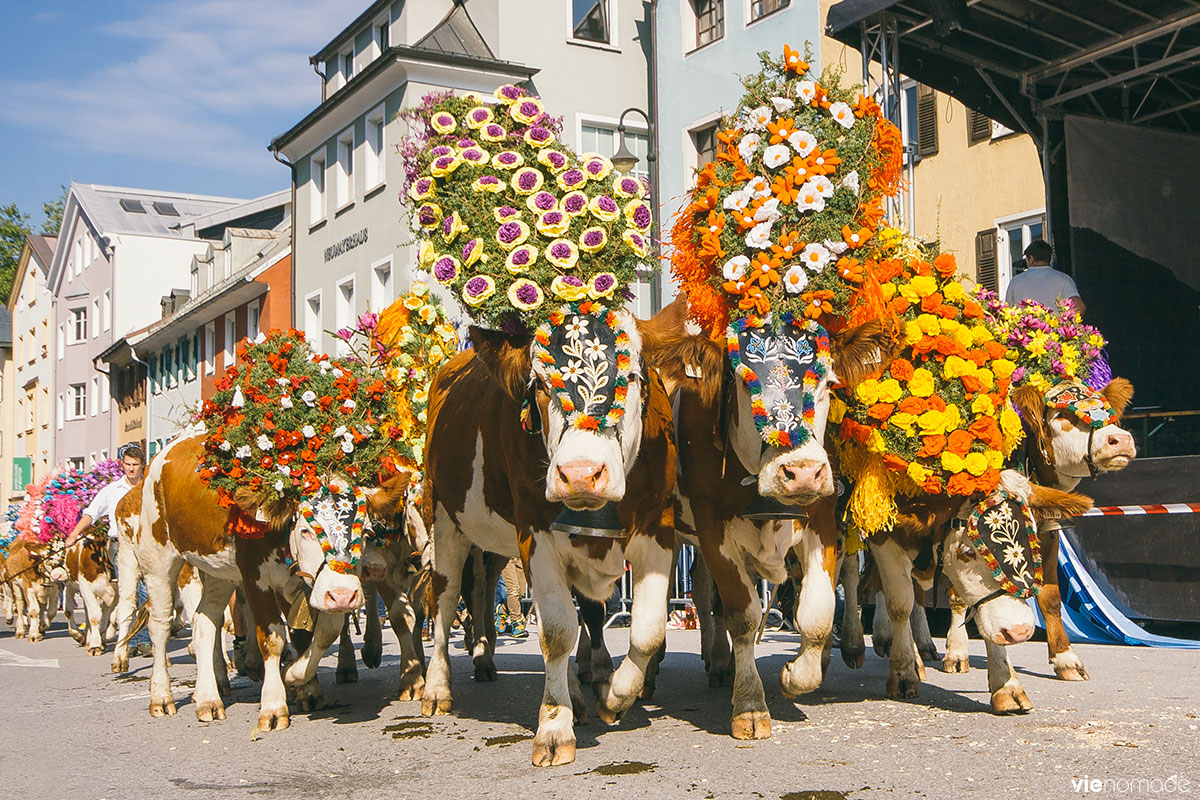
[555,461,609,496]
[1108,429,1135,452]
[777,460,829,497]
[323,588,361,612]
[998,623,1034,644]
[364,563,386,582]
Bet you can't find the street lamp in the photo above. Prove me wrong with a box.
[612,106,662,313]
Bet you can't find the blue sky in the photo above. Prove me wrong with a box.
[0,1,351,229]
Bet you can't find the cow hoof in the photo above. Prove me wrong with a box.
[112,654,129,674]
[13,630,25,639]
[420,688,452,717]
[1056,666,1089,682]
[397,674,425,702]
[730,711,772,740]
[991,684,1033,714]
[336,666,358,684]
[942,653,971,673]
[885,674,920,699]
[474,662,498,682]
[28,633,42,643]
[841,645,865,669]
[915,661,928,681]
[69,628,86,644]
[531,734,576,767]
[362,644,382,670]
[195,700,226,722]
[292,682,324,712]
[918,644,940,663]
[87,646,104,657]
[597,694,627,726]
[256,708,290,731]
[149,697,177,717]
[1051,651,1090,681]
[639,681,656,701]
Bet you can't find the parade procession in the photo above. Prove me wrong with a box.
[2,2,1199,798]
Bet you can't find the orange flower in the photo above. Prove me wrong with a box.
[947,430,974,456]
[699,210,727,259]
[859,197,885,229]
[927,395,947,412]
[920,292,944,313]
[917,435,945,457]
[962,300,985,319]
[737,284,771,315]
[888,296,910,315]
[806,148,841,176]
[771,174,799,204]
[801,290,834,319]
[771,230,804,261]
[842,225,873,249]
[854,93,881,118]
[936,303,960,320]
[965,348,990,368]
[809,82,831,109]
[767,117,797,145]
[898,396,926,415]
[731,159,755,183]
[689,185,719,215]
[783,44,808,75]
[867,403,895,421]
[837,257,865,283]
[890,358,914,382]
[883,453,908,472]
[748,252,782,287]
[968,417,1003,449]
[983,340,1007,359]
[946,472,975,495]
[933,253,957,278]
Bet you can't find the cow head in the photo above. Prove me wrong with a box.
[470,305,652,511]
[1013,378,1136,484]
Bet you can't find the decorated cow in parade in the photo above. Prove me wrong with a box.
[404,84,681,766]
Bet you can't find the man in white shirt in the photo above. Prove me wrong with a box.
[66,444,145,550]
[1004,239,1086,314]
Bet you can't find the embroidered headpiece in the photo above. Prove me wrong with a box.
[1044,381,1113,429]
[966,488,1042,599]
[297,485,367,574]
[727,314,831,449]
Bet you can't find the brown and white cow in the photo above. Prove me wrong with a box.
[422,305,679,767]
[648,309,895,739]
[52,536,117,655]
[0,538,61,641]
[117,434,407,731]
[942,378,1136,681]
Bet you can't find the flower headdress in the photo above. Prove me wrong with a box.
[197,330,404,512]
[36,459,124,542]
[977,293,1108,393]
[403,87,653,332]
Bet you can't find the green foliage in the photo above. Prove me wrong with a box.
[0,203,33,304]
[42,185,68,236]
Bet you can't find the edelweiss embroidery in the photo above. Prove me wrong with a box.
[967,489,1042,599]
[532,302,633,432]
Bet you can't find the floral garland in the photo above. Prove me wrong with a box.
[297,486,367,575]
[531,301,632,432]
[834,251,1024,534]
[403,87,653,332]
[966,487,1042,599]
[671,44,900,338]
[977,293,1107,393]
[198,330,403,511]
[14,474,51,544]
[0,510,19,557]
[37,459,123,542]
[726,313,831,448]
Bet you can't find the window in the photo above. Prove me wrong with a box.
[247,301,261,342]
[58,325,64,358]
[968,108,992,145]
[57,394,64,429]
[74,237,83,277]
[67,457,84,471]
[90,376,99,416]
[335,276,355,356]
[365,105,386,190]
[375,18,390,54]
[750,0,789,22]
[69,384,86,420]
[70,308,87,343]
[92,298,100,338]
[224,314,236,366]
[336,128,354,209]
[693,0,724,47]
[304,291,323,347]
[204,322,216,375]
[341,50,354,82]
[101,373,110,412]
[581,123,649,180]
[996,211,1047,295]
[191,264,199,297]
[309,151,327,224]
[41,386,49,429]
[223,247,232,279]
[103,292,111,332]
[371,257,393,311]
[150,359,159,395]
[691,122,720,170]
[571,0,612,45]
[205,255,215,288]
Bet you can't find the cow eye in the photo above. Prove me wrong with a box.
[956,544,976,562]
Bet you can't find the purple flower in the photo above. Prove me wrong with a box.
[414,177,433,194]
[596,196,617,214]
[526,126,552,143]
[430,145,452,157]
[533,192,557,211]
[510,248,531,267]
[497,205,518,218]
[561,275,583,287]
[582,229,604,247]
[358,311,378,331]
[562,194,586,214]
[594,274,615,292]
[632,205,652,229]
[462,148,485,161]
[498,85,522,102]
[335,328,353,341]
[477,175,500,185]
[470,108,490,123]
[498,221,524,244]
[496,152,518,165]
[433,155,456,171]
[562,169,584,185]
[542,211,564,225]
[544,151,567,170]
[465,277,491,297]
[417,205,438,226]
[433,257,458,282]
[515,282,540,303]
[485,123,506,139]
[517,171,539,191]
[441,215,455,235]
[585,160,605,176]
[518,100,541,119]
[550,242,572,259]
[463,240,479,261]
[457,137,477,148]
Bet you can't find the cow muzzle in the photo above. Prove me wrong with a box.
[319,587,363,613]
[762,456,833,503]
[552,460,613,509]
[1094,427,1136,471]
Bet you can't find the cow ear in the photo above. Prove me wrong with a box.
[1029,483,1093,519]
[641,332,725,406]
[1010,382,1050,456]
[1101,377,1134,422]
[635,294,689,360]
[365,470,412,523]
[829,318,897,390]
[469,325,534,402]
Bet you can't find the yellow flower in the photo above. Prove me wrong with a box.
[943,356,973,378]
[856,379,882,406]
[942,281,966,302]
[912,274,938,298]
[953,325,974,348]
[876,378,903,404]
[975,369,995,391]
[908,368,934,397]
[971,394,995,416]
[1000,406,1023,449]
[938,317,960,334]
[880,282,897,300]
[418,240,436,267]
[971,326,994,345]
[918,409,947,436]
[905,320,924,345]
[829,395,847,424]
[867,429,886,454]
[941,452,965,473]
[942,404,962,431]
[986,450,1005,469]
[1029,331,1050,357]
[963,452,989,476]
[917,314,941,336]
[550,275,587,301]
[906,462,930,485]
[889,412,917,436]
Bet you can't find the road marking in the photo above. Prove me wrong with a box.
[0,648,60,668]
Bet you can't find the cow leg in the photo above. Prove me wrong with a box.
[840,550,865,668]
[528,536,579,767]
[240,580,290,732]
[335,616,358,684]
[361,583,383,670]
[470,553,504,682]
[872,540,921,699]
[692,554,732,686]
[871,589,892,657]
[65,581,85,643]
[24,581,45,642]
[285,610,345,711]
[192,575,236,722]
[781,520,838,698]
[238,593,264,682]
[1038,528,1087,681]
[79,575,107,655]
[911,582,938,670]
[110,539,140,674]
[45,581,61,629]
[147,562,184,717]
[387,589,426,702]
[422,510,471,718]
[597,535,671,724]
[575,595,612,691]
[986,640,1032,714]
[942,585,971,673]
[11,580,28,638]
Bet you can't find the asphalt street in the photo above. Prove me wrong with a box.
[1,614,1197,800]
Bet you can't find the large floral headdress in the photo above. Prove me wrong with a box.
[37,459,123,542]
[403,87,653,332]
[977,293,1109,393]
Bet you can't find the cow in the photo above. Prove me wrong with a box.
[117,434,408,731]
[0,538,61,641]
[646,307,896,739]
[421,302,680,767]
[942,378,1136,681]
[52,536,117,655]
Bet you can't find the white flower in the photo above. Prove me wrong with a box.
[565,318,589,337]
[809,175,835,198]
[723,255,750,281]
[235,445,252,459]
[561,361,584,382]
[319,361,331,373]
[340,439,354,454]
[787,129,817,157]
[722,190,749,212]
[745,106,772,130]
[333,425,347,438]
[798,80,817,104]
[280,396,293,409]
[342,398,356,411]
[336,496,353,512]
[313,497,337,517]
[274,480,284,493]
[799,242,832,272]
[823,238,850,255]
[331,368,344,378]
[231,387,245,408]
[796,182,827,213]
[254,331,267,344]
[782,266,809,294]
[829,101,855,129]
[277,464,291,476]
[754,198,782,223]
[745,222,773,250]
[275,378,289,386]
[841,169,861,194]
[761,144,791,170]
[360,424,374,436]
[302,425,316,438]
[737,133,760,164]
[218,440,231,452]
[745,176,772,199]
[584,337,608,358]
[301,390,317,407]
[770,96,795,113]
[256,434,273,451]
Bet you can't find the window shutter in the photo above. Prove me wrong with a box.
[968,109,992,145]
[975,229,999,292]
[915,84,938,157]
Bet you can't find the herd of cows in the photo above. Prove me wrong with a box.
[0,296,1137,767]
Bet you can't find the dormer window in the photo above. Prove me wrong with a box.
[341,50,354,81]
